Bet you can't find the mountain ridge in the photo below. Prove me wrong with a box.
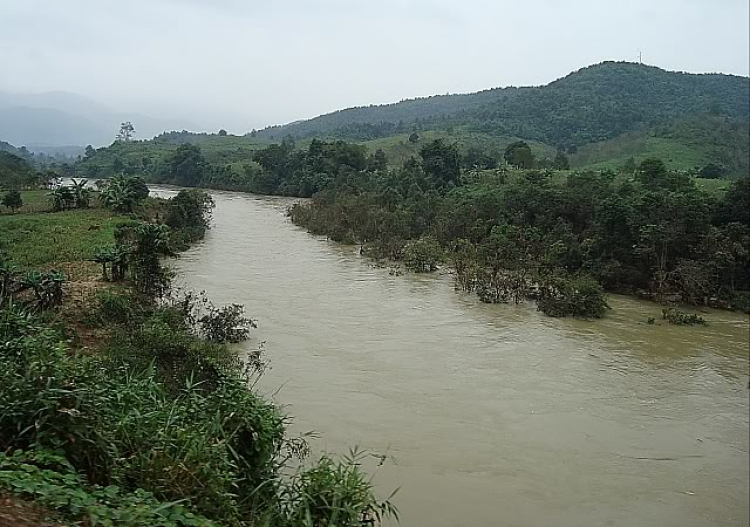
[255,61,750,150]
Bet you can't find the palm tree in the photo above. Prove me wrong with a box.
[70,179,91,209]
[48,186,75,211]
[93,244,131,281]
[132,223,174,297]
[99,175,149,213]
[20,270,65,310]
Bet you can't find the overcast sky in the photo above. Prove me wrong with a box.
[1,0,748,133]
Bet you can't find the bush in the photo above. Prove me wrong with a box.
[537,273,609,318]
[661,308,708,326]
[199,302,256,343]
[403,236,442,272]
[87,288,145,326]
[0,449,215,527]
[277,450,399,527]
[1,302,395,527]
[730,291,750,313]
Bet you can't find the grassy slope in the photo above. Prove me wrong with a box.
[570,116,750,177]
[360,128,556,166]
[0,208,123,270]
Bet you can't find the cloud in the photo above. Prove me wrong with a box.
[0,0,747,133]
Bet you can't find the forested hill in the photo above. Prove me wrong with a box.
[256,86,525,140]
[256,62,750,148]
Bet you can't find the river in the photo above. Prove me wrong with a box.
[157,188,749,527]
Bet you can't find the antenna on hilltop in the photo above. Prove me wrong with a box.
[638,49,643,64]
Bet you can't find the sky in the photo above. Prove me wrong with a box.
[1,0,748,133]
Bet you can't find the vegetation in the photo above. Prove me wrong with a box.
[288,146,750,316]
[0,177,397,527]
[1,190,23,213]
[661,308,708,326]
[249,62,749,178]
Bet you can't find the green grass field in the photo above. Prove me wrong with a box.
[0,190,52,215]
[0,208,124,270]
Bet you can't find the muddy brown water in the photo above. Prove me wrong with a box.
[154,188,749,527]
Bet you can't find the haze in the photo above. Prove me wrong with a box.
[1,0,749,134]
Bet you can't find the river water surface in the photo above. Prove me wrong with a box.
[158,189,749,527]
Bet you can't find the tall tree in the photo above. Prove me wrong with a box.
[420,139,461,189]
[116,122,135,142]
[504,141,534,169]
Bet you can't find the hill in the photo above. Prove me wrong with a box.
[462,62,749,149]
[257,62,749,146]
[256,86,525,140]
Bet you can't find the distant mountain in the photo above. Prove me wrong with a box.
[0,91,197,148]
[256,61,750,150]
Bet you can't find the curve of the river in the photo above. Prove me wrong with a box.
[157,188,749,527]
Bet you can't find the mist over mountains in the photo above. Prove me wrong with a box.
[0,90,196,150]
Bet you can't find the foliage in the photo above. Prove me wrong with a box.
[1,189,23,212]
[166,190,216,248]
[198,302,256,343]
[288,152,749,314]
[403,236,442,273]
[0,151,40,190]
[504,141,534,168]
[0,449,215,527]
[49,185,76,211]
[536,273,609,318]
[100,175,150,213]
[276,449,399,527]
[661,307,707,326]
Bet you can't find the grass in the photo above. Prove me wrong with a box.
[360,128,556,167]
[0,208,124,270]
[0,190,53,215]
[570,116,750,178]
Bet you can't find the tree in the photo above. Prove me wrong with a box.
[100,175,149,213]
[1,190,23,213]
[218,129,228,137]
[408,132,420,144]
[48,186,75,211]
[131,223,174,297]
[116,122,135,142]
[69,179,91,209]
[161,144,208,186]
[420,139,461,189]
[504,141,534,169]
[553,150,570,170]
[370,149,388,171]
[698,163,725,179]
[84,145,96,159]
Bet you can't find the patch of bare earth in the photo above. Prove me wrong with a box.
[59,262,113,351]
[0,496,64,527]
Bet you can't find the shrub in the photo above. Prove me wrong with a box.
[199,302,256,343]
[661,308,708,326]
[87,288,145,326]
[0,449,215,527]
[537,273,609,318]
[403,236,442,272]
[277,450,399,527]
